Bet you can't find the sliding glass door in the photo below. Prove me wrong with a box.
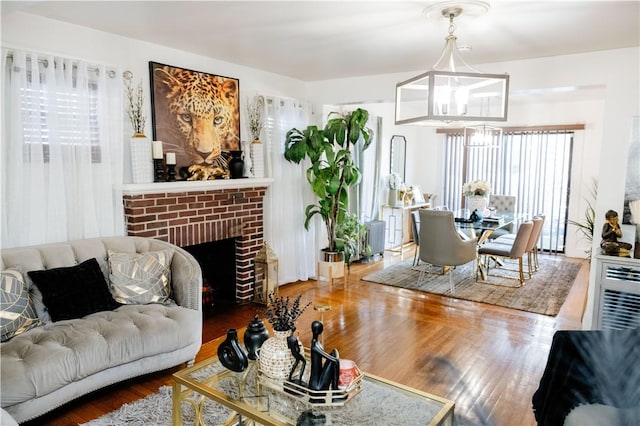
[442,129,575,253]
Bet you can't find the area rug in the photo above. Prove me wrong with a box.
[362,255,581,316]
[82,364,476,425]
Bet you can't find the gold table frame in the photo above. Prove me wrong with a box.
[172,355,455,426]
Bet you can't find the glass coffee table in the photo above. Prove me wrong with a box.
[172,355,454,425]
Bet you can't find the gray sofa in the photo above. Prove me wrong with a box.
[0,236,203,423]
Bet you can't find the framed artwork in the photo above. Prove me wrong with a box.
[149,61,240,174]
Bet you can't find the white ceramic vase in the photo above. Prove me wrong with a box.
[242,140,253,177]
[466,195,489,214]
[388,189,399,207]
[250,140,265,178]
[130,134,153,184]
[258,329,301,380]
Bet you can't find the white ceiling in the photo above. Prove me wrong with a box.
[2,1,639,82]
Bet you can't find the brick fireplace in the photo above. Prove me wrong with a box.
[122,178,273,303]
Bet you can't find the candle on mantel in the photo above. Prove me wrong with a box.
[165,152,176,165]
[152,141,163,159]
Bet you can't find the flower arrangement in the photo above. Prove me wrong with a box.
[247,95,265,141]
[462,180,492,197]
[387,172,403,190]
[124,75,147,136]
[263,293,311,332]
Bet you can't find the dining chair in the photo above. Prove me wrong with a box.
[417,209,477,293]
[493,215,545,276]
[477,220,533,286]
[488,195,517,239]
[410,210,420,266]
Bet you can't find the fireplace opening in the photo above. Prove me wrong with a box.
[183,238,237,312]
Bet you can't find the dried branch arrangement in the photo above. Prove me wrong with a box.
[124,75,147,136]
[263,293,311,332]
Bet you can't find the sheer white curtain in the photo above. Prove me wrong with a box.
[352,115,383,223]
[262,96,318,284]
[2,49,124,248]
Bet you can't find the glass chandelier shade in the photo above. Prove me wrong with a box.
[464,124,502,148]
[395,7,509,126]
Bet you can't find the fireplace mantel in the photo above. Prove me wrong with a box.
[121,177,274,195]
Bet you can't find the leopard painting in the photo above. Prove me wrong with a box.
[153,65,240,166]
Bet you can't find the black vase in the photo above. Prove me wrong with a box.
[218,328,249,372]
[243,315,270,360]
[229,150,245,179]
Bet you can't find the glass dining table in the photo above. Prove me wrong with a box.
[454,209,525,243]
[454,209,529,280]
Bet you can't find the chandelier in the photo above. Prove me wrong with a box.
[464,124,502,148]
[395,4,509,126]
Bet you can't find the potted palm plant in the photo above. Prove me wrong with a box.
[284,108,372,262]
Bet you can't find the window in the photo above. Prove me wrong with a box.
[20,67,102,163]
[2,50,124,247]
[442,126,583,253]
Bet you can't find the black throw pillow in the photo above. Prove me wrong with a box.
[28,258,121,322]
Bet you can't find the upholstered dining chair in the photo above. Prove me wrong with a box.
[493,217,543,278]
[488,195,517,239]
[493,215,545,276]
[417,209,477,293]
[477,220,533,286]
[410,210,421,266]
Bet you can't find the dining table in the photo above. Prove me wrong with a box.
[454,209,529,280]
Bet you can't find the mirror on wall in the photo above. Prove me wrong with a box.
[390,135,406,183]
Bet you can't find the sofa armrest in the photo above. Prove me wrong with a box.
[169,245,203,312]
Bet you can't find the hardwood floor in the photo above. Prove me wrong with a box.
[23,251,588,426]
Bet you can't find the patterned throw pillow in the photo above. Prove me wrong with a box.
[1,268,41,341]
[28,258,121,322]
[107,249,174,305]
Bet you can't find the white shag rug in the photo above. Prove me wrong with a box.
[81,367,475,426]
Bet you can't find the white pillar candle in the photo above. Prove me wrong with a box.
[165,152,176,165]
[152,141,163,159]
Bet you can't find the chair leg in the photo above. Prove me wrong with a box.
[449,266,455,294]
[418,268,425,285]
[412,245,419,267]
[518,257,525,285]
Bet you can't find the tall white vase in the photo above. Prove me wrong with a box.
[250,140,265,178]
[388,189,400,207]
[466,195,488,214]
[242,140,253,177]
[130,134,153,184]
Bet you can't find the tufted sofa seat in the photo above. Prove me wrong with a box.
[1,236,202,423]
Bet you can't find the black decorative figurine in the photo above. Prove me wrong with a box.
[469,208,483,222]
[243,315,270,360]
[287,330,307,385]
[308,321,340,392]
[218,328,248,372]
